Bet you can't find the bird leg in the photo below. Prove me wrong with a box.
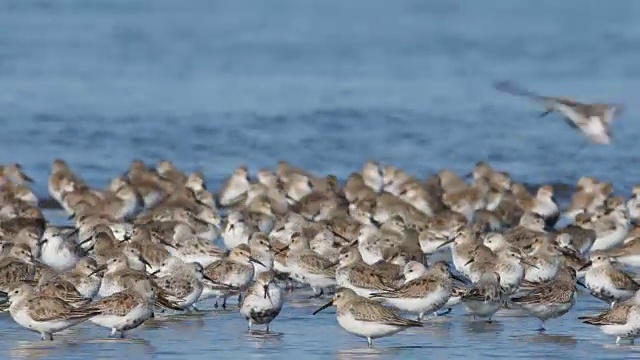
[536,320,546,332]
[367,337,373,348]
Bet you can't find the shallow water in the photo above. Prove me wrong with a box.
[1,0,640,358]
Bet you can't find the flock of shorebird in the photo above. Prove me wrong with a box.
[0,157,639,348]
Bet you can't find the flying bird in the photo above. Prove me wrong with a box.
[493,80,624,144]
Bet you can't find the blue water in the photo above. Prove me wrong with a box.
[2,0,640,358]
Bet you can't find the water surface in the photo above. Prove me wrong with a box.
[1,0,640,359]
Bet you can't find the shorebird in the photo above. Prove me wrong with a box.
[588,203,630,251]
[437,226,494,278]
[56,257,104,299]
[201,244,262,308]
[370,261,459,321]
[313,287,423,347]
[248,232,274,279]
[461,272,503,322]
[39,226,81,271]
[284,232,337,298]
[7,282,100,340]
[466,247,532,296]
[153,259,213,311]
[361,161,384,193]
[334,246,397,298]
[90,279,159,337]
[627,186,640,225]
[580,290,640,344]
[494,80,623,144]
[581,253,640,307]
[240,270,284,332]
[511,267,578,331]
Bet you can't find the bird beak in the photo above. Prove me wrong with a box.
[437,238,456,250]
[274,245,289,255]
[157,238,177,249]
[578,261,592,272]
[521,259,539,269]
[77,236,94,247]
[370,218,381,228]
[88,265,107,277]
[139,256,153,271]
[450,272,468,284]
[263,284,270,300]
[249,257,266,268]
[202,274,217,284]
[464,172,473,179]
[464,258,475,266]
[193,216,216,226]
[576,280,588,289]
[67,212,76,220]
[66,227,80,237]
[37,238,48,246]
[312,300,334,315]
[149,269,161,277]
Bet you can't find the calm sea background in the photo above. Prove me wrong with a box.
[1,0,640,359]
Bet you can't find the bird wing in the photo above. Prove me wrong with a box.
[371,276,440,299]
[611,269,640,291]
[553,103,590,127]
[157,276,192,300]
[204,260,240,284]
[348,265,396,291]
[349,300,422,327]
[493,81,547,101]
[39,280,90,305]
[0,260,33,289]
[511,281,573,304]
[297,253,335,277]
[94,291,138,316]
[27,296,96,321]
[580,303,633,326]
